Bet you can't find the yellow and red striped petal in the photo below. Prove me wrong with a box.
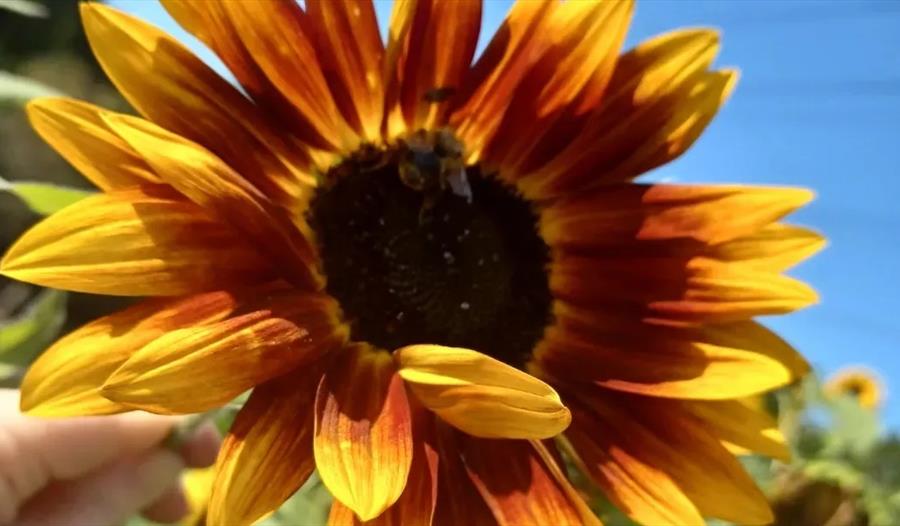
[708,223,826,271]
[535,305,809,400]
[26,98,160,190]
[0,187,270,296]
[483,0,634,174]
[396,345,571,439]
[432,421,498,526]
[208,368,322,526]
[567,393,773,525]
[315,344,413,521]
[81,2,313,209]
[305,0,385,143]
[103,114,321,290]
[682,398,790,461]
[219,0,358,153]
[520,29,723,195]
[19,291,241,417]
[551,254,818,323]
[101,291,345,414]
[460,437,599,526]
[450,0,555,162]
[327,404,439,526]
[384,0,482,136]
[541,184,814,247]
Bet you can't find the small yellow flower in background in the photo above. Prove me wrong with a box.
[181,467,215,526]
[825,367,884,410]
[0,1,824,525]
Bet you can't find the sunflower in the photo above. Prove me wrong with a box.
[0,1,824,525]
[824,367,884,410]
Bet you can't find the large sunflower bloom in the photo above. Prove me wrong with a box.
[1,1,824,525]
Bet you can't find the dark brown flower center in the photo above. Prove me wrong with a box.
[307,131,551,367]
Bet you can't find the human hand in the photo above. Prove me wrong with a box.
[0,389,220,525]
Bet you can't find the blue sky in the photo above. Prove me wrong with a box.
[112,0,900,424]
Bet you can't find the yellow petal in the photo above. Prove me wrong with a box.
[20,291,241,417]
[709,223,827,271]
[26,98,160,190]
[395,345,571,439]
[102,291,345,414]
[80,2,312,208]
[103,113,321,290]
[209,369,321,526]
[315,345,413,521]
[682,399,790,461]
[0,187,270,296]
[536,306,810,400]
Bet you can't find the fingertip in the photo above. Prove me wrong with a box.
[141,482,190,524]
[179,422,221,468]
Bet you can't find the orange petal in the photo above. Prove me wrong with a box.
[384,0,482,136]
[432,421,498,526]
[483,0,634,175]
[550,254,818,323]
[305,0,384,143]
[540,184,814,247]
[520,29,722,196]
[103,114,321,290]
[219,0,358,152]
[707,223,826,271]
[535,304,809,400]
[396,345,571,439]
[19,291,241,417]
[681,398,790,461]
[566,392,773,525]
[327,404,439,526]
[315,345,413,521]
[101,290,345,414]
[0,187,270,296]
[208,368,321,526]
[459,436,599,526]
[26,98,160,190]
[450,0,556,161]
[81,2,312,209]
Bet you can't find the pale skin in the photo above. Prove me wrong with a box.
[0,389,220,525]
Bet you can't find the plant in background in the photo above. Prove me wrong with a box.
[1,1,824,525]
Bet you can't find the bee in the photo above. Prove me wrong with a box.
[398,129,472,223]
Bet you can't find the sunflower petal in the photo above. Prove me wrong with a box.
[682,398,790,461]
[535,306,809,400]
[551,254,818,323]
[101,291,344,414]
[432,422,498,526]
[305,0,384,143]
[80,2,312,208]
[708,223,826,271]
[26,98,160,190]
[315,345,413,521]
[568,392,774,525]
[484,0,634,173]
[19,292,240,417]
[384,0,482,136]
[103,113,321,290]
[0,187,269,296]
[395,345,570,439]
[327,404,439,526]
[541,184,814,247]
[208,369,321,526]
[219,0,357,152]
[459,437,598,526]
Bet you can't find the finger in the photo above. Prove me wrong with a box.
[16,449,184,526]
[178,421,221,468]
[141,482,189,524]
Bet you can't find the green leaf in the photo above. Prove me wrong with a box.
[0,0,48,18]
[0,71,62,105]
[0,288,67,367]
[0,177,93,215]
